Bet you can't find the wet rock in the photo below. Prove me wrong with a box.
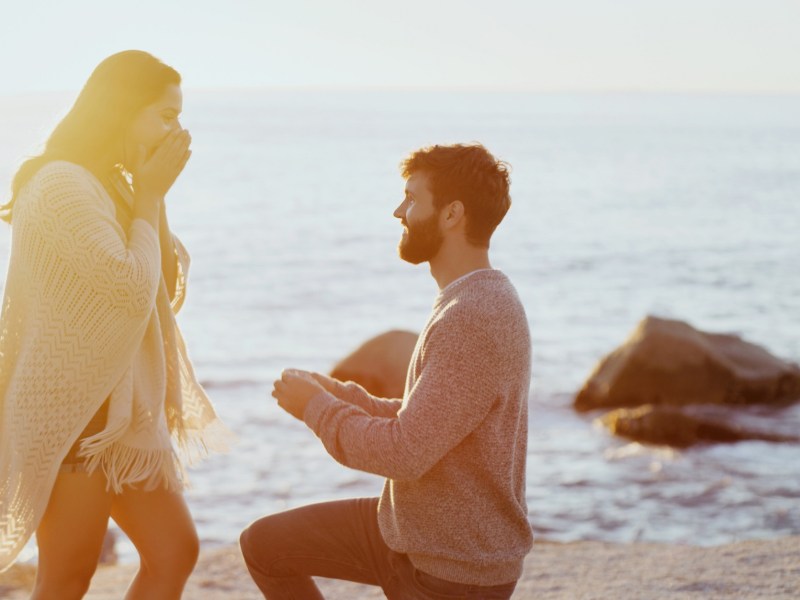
[600,404,800,448]
[330,330,418,398]
[575,316,800,412]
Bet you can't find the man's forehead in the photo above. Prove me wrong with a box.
[405,172,430,194]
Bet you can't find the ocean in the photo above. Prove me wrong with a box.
[1,90,799,563]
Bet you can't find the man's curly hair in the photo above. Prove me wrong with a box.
[400,143,511,248]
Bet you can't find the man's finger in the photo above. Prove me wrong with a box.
[281,368,300,382]
[310,372,335,393]
[311,371,331,384]
[282,372,305,386]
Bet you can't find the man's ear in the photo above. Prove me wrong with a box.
[441,200,465,230]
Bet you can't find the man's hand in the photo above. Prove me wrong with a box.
[272,369,327,421]
[309,371,345,396]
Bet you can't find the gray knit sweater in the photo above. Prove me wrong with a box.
[304,269,533,586]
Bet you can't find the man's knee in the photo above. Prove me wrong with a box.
[240,515,285,569]
[240,520,265,563]
[239,524,252,558]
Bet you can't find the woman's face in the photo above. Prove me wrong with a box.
[125,84,183,166]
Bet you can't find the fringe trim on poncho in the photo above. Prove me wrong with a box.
[0,161,231,572]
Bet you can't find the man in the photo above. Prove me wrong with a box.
[241,143,533,599]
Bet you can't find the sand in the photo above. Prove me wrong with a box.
[1,536,798,599]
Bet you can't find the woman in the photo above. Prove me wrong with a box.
[0,50,227,599]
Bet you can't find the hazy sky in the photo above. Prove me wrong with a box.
[1,0,799,94]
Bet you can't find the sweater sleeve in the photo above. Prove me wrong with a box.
[330,379,403,418]
[304,311,500,480]
[21,162,161,319]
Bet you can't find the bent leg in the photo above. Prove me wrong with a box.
[110,486,199,600]
[32,470,113,600]
[240,497,392,599]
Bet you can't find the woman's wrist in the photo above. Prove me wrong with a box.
[135,189,164,207]
[133,192,162,228]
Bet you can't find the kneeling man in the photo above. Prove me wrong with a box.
[241,143,533,600]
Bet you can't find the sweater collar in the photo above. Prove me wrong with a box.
[434,268,504,308]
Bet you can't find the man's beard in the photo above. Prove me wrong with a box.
[398,212,443,265]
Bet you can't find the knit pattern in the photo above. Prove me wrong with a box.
[305,270,533,586]
[0,161,227,572]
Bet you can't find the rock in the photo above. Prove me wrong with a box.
[330,330,418,398]
[600,404,800,448]
[575,316,800,412]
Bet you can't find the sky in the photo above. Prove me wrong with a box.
[0,0,799,94]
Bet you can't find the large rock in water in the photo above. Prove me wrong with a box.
[600,404,800,448]
[330,330,418,398]
[575,316,800,412]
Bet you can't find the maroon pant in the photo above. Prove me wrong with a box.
[239,497,518,600]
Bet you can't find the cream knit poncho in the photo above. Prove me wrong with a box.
[0,161,227,571]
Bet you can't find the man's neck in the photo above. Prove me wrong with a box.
[429,240,492,290]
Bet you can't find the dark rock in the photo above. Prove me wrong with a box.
[600,404,800,448]
[575,316,800,412]
[330,330,418,398]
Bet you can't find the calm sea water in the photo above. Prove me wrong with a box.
[1,90,799,563]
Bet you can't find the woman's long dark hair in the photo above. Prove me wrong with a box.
[1,50,180,223]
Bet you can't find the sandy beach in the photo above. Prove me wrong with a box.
[1,536,798,599]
